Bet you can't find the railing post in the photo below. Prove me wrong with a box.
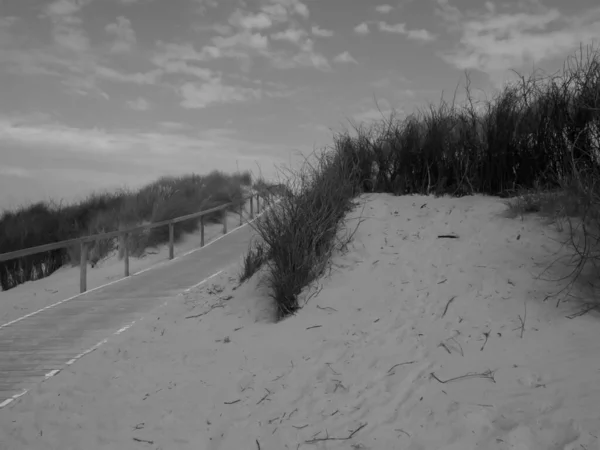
[168,223,175,260]
[250,195,254,219]
[123,233,130,277]
[80,240,88,293]
[200,216,205,247]
[222,209,228,235]
[256,195,260,214]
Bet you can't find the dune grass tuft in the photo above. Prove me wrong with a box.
[249,42,600,320]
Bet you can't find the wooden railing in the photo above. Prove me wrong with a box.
[0,194,263,294]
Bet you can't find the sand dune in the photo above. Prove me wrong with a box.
[1,193,599,450]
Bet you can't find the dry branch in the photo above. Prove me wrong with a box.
[304,423,368,444]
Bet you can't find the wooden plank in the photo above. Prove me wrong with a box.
[168,224,174,260]
[123,233,130,277]
[79,242,87,293]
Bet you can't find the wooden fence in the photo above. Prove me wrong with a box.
[0,194,262,294]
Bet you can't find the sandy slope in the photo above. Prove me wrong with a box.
[0,211,244,326]
[1,193,599,450]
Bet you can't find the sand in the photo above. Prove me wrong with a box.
[1,193,599,450]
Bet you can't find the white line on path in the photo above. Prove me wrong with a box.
[0,209,266,331]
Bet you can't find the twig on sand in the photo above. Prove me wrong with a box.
[430,370,496,384]
[306,325,322,330]
[133,437,154,444]
[438,234,459,239]
[304,284,324,306]
[224,399,241,405]
[304,423,368,444]
[387,361,416,375]
[449,337,464,356]
[512,300,527,337]
[257,389,272,405]
[325,363,340,376]
[566,304,598,319]
[395,429,410,438]
[317,305,338,312]
[439,343,452,354]
[480,331,490,351]
[185,303,224,319]
[442,296,457,318]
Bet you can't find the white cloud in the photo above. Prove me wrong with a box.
[378,21,406,33]
[261,4,289,22]
[376,4,394,14]
[407,28,435,42]
[44,0,92,52]
[126,97,150,111]
[228,9,274,30]
[439,4,600,85]
[311,25,333,37]
[378,21,436,41]
[294,2,310,19]
[179,79,262,109]
[105,16,137,53]
[354,22,370,34]
[271,28,308,44]
[333,51,358,64]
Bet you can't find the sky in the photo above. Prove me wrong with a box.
[1,0,599,211]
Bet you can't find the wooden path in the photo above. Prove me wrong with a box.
[0,223,256,407]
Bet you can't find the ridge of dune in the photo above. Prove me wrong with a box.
[1,193,599,450]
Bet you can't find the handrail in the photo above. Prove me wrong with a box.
[0,193,264,293]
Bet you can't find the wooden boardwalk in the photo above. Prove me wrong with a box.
[0,224,256,407]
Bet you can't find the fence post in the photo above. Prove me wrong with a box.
[168,223,175,260]
[239,201,243,226]
[250,195,254,219]
[200,216,205,247]
[123,232,130,277]
[256,195,260,214]
[80,241,88,293]
[222,209,228,235]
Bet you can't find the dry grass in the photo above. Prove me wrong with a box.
[246,42,600,320]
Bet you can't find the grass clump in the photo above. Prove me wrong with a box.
[0,170,252,291]
[249,42,600,320]
[249,149,363,319]
[238,240,269,284]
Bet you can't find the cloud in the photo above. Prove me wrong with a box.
[378,21,436,41]
[333,51,358,64]
[269,37,331,71]
[271,28,308,44]
[261,4,289,22]
[438,2,600,85]
[228,9,274,30]
[375,5,394,14]
[44,0,92,52]
[378,21,406,33]
[311,25,333,37]
[406,28,435,42]
[294,2,310,19]
[179,78,262,109]
[354,22,370,34]
[126,97,151,111]
[105,16,137,53]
